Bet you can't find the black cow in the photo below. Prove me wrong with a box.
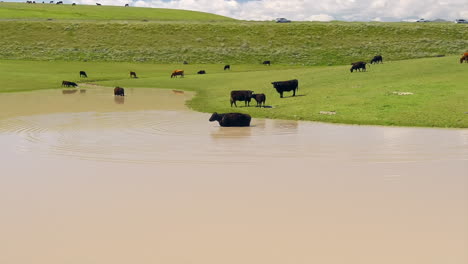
[130,71,137,78]
[61,80,78,87]
[230,90,253,107]
[96,3,101,5]
[125,3,129,6]
[56,1,62,4]
[79,71,87,78]
[251,93,266,107]
[271,79,298,98]
[197,70,206,74]
[350,61,367,72]
[114,86,125,96]
[209,112,251,127]
[262,60,271,66]
[370,55,383,64]
[72,3,76,5]
[224,65,230,70]
[183,61,189,65]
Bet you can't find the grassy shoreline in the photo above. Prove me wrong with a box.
[1,58,466,128]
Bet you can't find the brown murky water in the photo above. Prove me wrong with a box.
[1,86,467,264]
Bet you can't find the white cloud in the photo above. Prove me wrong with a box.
[70,0,468,21]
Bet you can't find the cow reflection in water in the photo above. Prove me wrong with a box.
[114,96,125,104]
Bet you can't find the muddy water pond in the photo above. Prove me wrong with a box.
[1,86,467,264]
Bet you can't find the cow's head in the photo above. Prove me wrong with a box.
[209,112,220,122]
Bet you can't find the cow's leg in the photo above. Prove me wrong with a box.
[280,92,283,98]
[293,89,296,96]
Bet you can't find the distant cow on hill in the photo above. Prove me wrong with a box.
[271,79,298,98]
[224,65,231,70]
[197,70,206,74]
[251,93,266,107]
[125,3,129,6]
[62,80,78,87]
[96,3,101,5]
[114,86,125,96]
[350,61,367,72]
[262,60,271,66]
[130,71,138,78]
[72,3,76,5]
[209,112,251,127]
[370,55,383,64]
[171,70,184,78]
[230,90,253,107]
[56,1,62,4]
[79,71,87,78]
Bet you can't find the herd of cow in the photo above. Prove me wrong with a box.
[60,54,465,127]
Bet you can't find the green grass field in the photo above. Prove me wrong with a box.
[1,56,466,128]
[1,2,467,65]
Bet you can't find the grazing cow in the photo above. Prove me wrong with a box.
[183,61,188,65]
[171,70,184,78]
[96,3,101,5]
[209,112,251,127]
[197,70,206,74]
[224,65,231,70]
[460,55,468,63]
[370,55,383,64]
[72,2,75,5]
[350,61,367,72]
[251,93,266,107]
[114,86,125,96]
[271,79,298,98]
[79,71,87,78]
[262,60,271,66]
[56,1,62,4]
[130,71,138,78]
[125,3,129,6]
[61,80,78,87]
[230,90,253,107]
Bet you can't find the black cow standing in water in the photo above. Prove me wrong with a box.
[224,65,231,70]
[114,86,125,96]
[271,79,298,98]
[230,90,253,107]
[370,55,383,64]
[79,71,87,78]
[209,112,251,127]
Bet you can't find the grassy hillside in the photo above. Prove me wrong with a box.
[0,2,467,65]
[0,2,234,21]
[1,57,466,128]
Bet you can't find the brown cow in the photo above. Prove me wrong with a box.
[130,71,137,78]
[171,70,184,78]
[460,55,468,63]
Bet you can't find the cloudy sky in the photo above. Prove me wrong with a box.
[12,0,468,21]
